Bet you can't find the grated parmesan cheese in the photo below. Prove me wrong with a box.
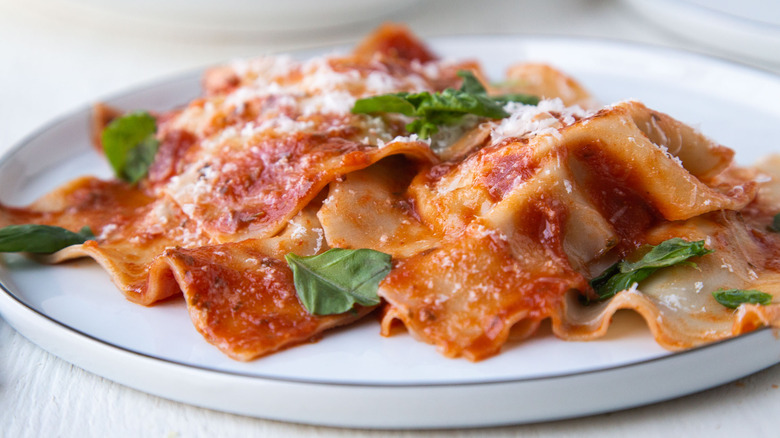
[301,91,356,116]
[491,98,589,143]
[313,227,325,253]
[660,293,684,309]
[288,220,308,240]
[98,224,118,240]
[385,133,430,146]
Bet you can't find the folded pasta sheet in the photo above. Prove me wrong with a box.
[1,24,779,361]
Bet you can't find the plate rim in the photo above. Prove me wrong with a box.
[1,272,776,387]
[669,0,780,32]
[3,284,779,429]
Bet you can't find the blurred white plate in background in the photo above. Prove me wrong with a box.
[625,0,780,65]
[54,0,420,35]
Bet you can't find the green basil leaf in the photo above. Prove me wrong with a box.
[769,213,780,232]
[122,135,159,184]
[592,269,656,302]
[492,93,541,106]
[351,93,417,117]
[620,238,713,272]
[0,224,95,253]
[352,70,538,139]
[101,111,160,183]
[285,248,392,315]
[416,88,508,120]
[406,119,441,139]
[590,238,713,301]
[712,289,773,309]
[457,70,488,95]
[458,71,539,105]
[588,262,620,294]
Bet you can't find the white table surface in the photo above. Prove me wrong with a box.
[2,0,780,436]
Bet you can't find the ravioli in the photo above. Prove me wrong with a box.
[1,24,779,361]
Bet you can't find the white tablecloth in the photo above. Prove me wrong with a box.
[2,0,779,436]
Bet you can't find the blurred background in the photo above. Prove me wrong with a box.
[1,0,779,436]
[2,0,779,153]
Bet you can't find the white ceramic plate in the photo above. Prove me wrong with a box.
[51,0,421,34]
[1,36,780,429]
[624,0,780,64]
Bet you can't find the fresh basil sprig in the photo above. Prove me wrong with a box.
[712,288,773,309]
[0,224,95,253]
[101,111,159,184]
[589,238,713,302]
[352,71,538,139]
[285,248,392,315]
